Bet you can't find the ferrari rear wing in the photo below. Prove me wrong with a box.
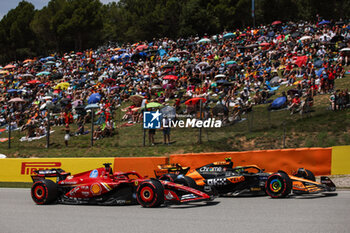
[31,169,70,182]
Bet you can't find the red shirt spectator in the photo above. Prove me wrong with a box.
[292,96,301,104]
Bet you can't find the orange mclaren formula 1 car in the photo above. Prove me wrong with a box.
[155,158,336,198]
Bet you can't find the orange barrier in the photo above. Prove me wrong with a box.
[114,157,167,178]
[170,148,332,175]
[0,148,335,183]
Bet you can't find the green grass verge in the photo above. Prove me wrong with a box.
[0,182,32,188]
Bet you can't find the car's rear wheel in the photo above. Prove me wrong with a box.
[294,168,316,181]
[31,179,58,204]
[159,174,178,182]
[265,172,292,198]
[136,180,164,207]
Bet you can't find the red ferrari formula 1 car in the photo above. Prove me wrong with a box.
[30,163,215,207]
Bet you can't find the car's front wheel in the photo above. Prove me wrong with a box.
[136,180,164,207]
[265,172,292,198]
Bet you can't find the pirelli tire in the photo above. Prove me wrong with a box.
[295,168,316,181]
[31,179,58,205]
[136,179,164,208]
[174,176,198,189]
[159,174,178,182]
[265,172,292,198]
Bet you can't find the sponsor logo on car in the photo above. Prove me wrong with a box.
[90,183,102,195]
[199,166,223,172]
[81,191,90,197]
[89,169,99,178]
[207,178,227,186]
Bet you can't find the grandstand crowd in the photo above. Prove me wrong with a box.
[0,19,349,142]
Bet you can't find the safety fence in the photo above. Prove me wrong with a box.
[1,101,347,153]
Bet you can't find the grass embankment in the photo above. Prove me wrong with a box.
[0,74,349,158]
[0,182,32,188]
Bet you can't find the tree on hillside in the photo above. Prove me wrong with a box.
[0,1,37,63]
[0,0,350,64]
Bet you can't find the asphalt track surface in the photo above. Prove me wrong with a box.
[0,188,349,233]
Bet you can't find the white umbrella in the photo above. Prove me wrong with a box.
[9,98,25,103]
[300,36,312,41]
[40,103,47,110]
[21,74,34,78]
[43,96,53,100]
[196,62,209,67]
[215,74,226,78]
[197,38,211,44]
[340,48,350,52]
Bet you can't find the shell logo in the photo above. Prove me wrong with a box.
[90,183,101,195]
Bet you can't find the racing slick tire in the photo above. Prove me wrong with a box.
[31,179,58,204]
[159,174,178,182]
[265,172,292,198]
[174,176,198,189]
[294,168,316,181]
[136,179,164,207]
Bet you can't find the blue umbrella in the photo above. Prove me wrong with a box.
[158,49,167,57]
[265,81,279,91]
[120,53,130,59]
[111,55,118,61]
[316,68,325,77]
[88,93,101,104]
[168,57,180,62]
[36,71,51,76]
[271,96,287,109]
[225,61,236,65]
[223,32,235,39]
[46,56,55,60]
[319,20,330,25]
[7,89,18,93]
